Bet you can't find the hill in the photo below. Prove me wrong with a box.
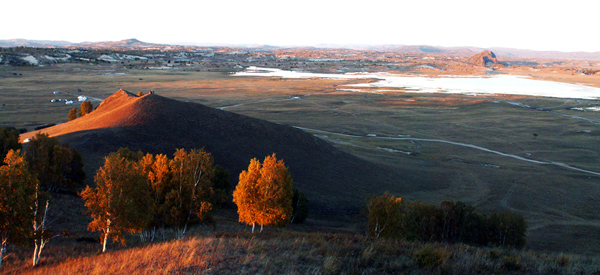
[21,90,413,217]
[467,50,499,66]
[76,38,161,49]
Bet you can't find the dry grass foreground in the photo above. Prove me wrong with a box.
[6,232,600,275]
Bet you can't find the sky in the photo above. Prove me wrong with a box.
[2,0,598,52]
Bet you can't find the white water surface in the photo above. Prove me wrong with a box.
[235,66,600,100]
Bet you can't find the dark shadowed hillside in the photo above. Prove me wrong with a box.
[21,90,421,218]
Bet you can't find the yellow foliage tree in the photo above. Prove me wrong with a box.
[79,150,153,253]
[233,154,293,232]
[0,150,37,269]
[366,192,403,238]
[138,153,171,241]
[165,148,214,239]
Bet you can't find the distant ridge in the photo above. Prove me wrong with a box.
[77,38,162,49]
[21,91,418,217]
[2,39,600,60]
[0,38,71,47]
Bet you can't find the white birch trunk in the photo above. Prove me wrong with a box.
[102,219,111,253]
[33,244,40,266]
[0,241,6,269]
[33,240,46,266]
[252,223,255,233]
[140,227,157,243]
[32,187,39,266]
[32,200,50,266]
[176,223,188,240]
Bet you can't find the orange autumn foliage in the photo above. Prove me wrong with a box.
[233,154,293,232]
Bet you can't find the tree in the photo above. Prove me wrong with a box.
[233,154,293,233]
[365,192,403,238]
[165,148,215,239]
[487,211,527,249]
[0,127,21,164]
[68,108,78,121]
[137,91,144,97]
[79,100,93,116]
[25,133,85,192]
[0,150,37,268]
[363,194,527,249]
[291,187,309,224]
[79,149,153,253]
[233,158,261,232]
[31,181,53,266]
[10,133,82,266]
[139,153,171,242]
[211,165,231,207]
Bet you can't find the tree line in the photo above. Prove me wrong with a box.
[83,147,237,252]
[0,128,309,268]
[365,192,527,249]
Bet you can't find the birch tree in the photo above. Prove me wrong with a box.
[79,150,152,252]
[0,127,21,163]
[25,133,85,192]
[233,154,293,233]
[31,192,52,266]
[165,148,214,239]
[233,158,261,232]
[0,150,36,268]
[365,192,403,238]
[139,153,170,242]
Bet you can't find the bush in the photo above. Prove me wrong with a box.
[414,244,451,267]
[291,187,309,224]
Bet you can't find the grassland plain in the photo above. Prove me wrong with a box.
[2,63,600,259]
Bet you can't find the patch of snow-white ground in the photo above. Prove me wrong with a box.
[116,54,147,60]
[21,55,39,65]
[98,55,118,62]
[43,54,71,62]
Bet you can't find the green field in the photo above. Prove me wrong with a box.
[2,63,600,254]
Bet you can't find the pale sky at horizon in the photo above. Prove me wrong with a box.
[2,0,598,52]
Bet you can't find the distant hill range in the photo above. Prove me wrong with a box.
[0,38,165,50]
[2,38,600,61]
[21,90,421,218]
[0,38,72,48]
[76,38,160,49]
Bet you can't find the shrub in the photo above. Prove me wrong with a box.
[291,187,309,224]
[414,244,451,268]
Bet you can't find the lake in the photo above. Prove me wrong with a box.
[235,67,600,100]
